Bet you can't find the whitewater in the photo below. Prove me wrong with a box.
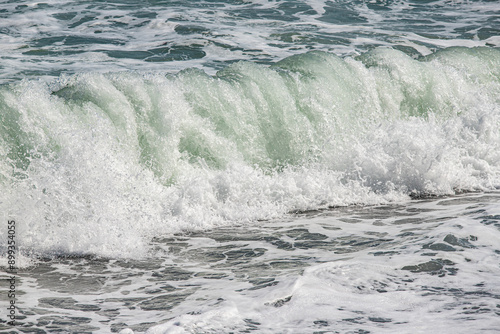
[1,0,500,333]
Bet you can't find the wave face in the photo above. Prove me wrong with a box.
[1,47,500,257]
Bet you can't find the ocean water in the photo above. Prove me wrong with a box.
[0,0,500,333]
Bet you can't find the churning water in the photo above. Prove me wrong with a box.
[1,0,500,333]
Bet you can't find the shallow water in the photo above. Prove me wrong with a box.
[2,192,499,333]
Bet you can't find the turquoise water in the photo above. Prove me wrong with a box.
[1,0,500,333]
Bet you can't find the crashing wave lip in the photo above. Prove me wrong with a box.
[1,47,499,258]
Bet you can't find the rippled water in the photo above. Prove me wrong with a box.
[1,0,499,82]
[1,192,499,333]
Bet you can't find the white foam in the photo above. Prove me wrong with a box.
[139,194,500,334]
[0,48,499,259]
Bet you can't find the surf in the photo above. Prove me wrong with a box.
[1,47,499,259]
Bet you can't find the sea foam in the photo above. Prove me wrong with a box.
[1,47,499,258]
